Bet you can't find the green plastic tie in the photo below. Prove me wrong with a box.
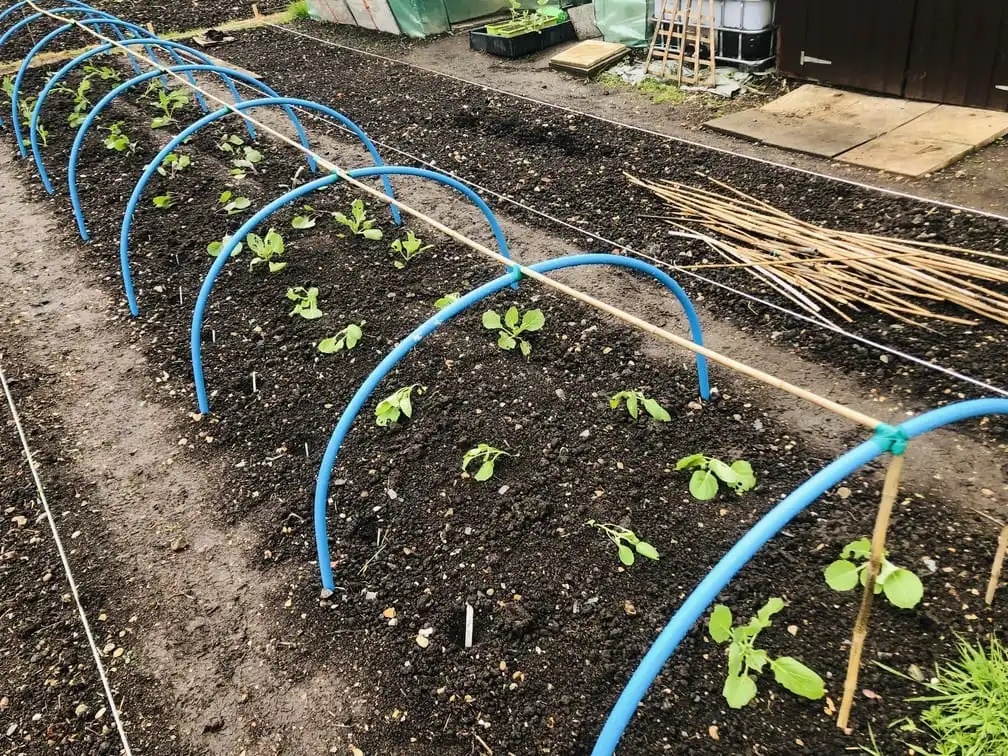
[873,423,908,456]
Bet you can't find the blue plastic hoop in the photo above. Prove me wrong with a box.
[591,397,1008,754]
[311,252,710,591]
[63,67,314,238]
[188,164,520,412]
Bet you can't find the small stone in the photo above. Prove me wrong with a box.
[415,634,430,649]
[708,725,719,740]
[382,607,396,619]
[623,600,636,616]
[364,591,377,601]
[203,715,225,733]
[170,536,188,552]
[837,487,852,500]
[555,389,566,401]
[862,689,880,700]
[75,704,89,717]
[11,515,27,527]
[113,647,125,658]
[579,429,591,439]
[909,664,925,682]
[787,625,798,636]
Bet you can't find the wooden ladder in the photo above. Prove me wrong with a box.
[645,0,717,85]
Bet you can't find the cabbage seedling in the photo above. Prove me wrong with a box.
[434,292,460,310]
[482,306,545,359]
[824,537,923,609]
[292,204,321,229]
[391,231,432,268]
[318,322,364,354]
[207,235,243,258]
[676,454,756,500]
[152,193,174,210]
[462,444,511,481]
[5,78,47,146]
[53,77,92,127]
[586,520,659,566]
[218,133,244,153]
[157,151,190,178]
[286,286,323,319]
[230,145,263,176]
[102,121,132,152]
[609,389,671,422]
[375,384,426,427]
[82,61,119,81]
[247,229,286,273]
[217,190,251,216]
[334,199,382,240]
[708,597,825,708]
[149,87,189,128]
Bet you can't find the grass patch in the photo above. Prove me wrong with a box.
[285,0,312,20]
[878,635,1008,755]
[594,71,687,105]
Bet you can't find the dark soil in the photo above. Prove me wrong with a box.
[205,24,1008,430]
[2,60,1002,756]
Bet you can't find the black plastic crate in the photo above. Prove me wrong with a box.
[657,24,776,70]
[469,21,576,59]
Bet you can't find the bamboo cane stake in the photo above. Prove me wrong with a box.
[986,523,1008,606]
[836,454,906,731]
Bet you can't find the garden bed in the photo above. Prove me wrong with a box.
[207,24,1008,443]
[1,55,1004,756]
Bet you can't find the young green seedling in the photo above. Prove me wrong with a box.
[462,444,511,482]
[247,229,286,273]
[217,190,251,216]
[375,384,426,427]
[482,306,545,359]
[675,454,756,501]
[434,292,460,310]
[102,121,133,152]
[334,198,382,240]
[52,76,92,127]
[6,78,48,147]
[291,204,321,229]
[150,87,189,128]
[609,389,671,422]
[390,231,432,269]
[152,193,175,210]
[218,134,244,153]
[586,520,659,566]
[82,61,119,81]
[708,597,825,708]
[318,322,364,354]
[157,151,191,178]
[824,537,924,609]
[286,286,323,319]
[230,145,263,177]
[207,235,243,258]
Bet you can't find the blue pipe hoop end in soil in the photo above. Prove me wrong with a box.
[311,252,709,594]
[591,397,1008,755]
[188,164,517,413]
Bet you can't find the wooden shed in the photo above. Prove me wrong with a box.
[775,0,1008,111]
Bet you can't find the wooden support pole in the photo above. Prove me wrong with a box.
[836,453,906,731]
[986,523,1008,605]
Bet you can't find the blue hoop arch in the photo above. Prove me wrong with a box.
[120,101,407,317]
[188,166,518,411]
[310,252,711,591]
[63,67,314,236]
[0,4,150,82]
[591,397,1008,754]
[9,18,220,154]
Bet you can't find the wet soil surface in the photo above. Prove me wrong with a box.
[1,63,1007,755]
[206,25,1007,430]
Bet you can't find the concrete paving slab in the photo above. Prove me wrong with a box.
[893,104,1008,147]
[837,134,973,177]
[566,3,602,39]
[550,40,627,76]
[705,84,938,157]
[705,109,875,157]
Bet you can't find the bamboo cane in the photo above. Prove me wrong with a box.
[837,454,906,731]
[986,524,1008,606]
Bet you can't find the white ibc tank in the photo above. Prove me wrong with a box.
[720,0,773,30]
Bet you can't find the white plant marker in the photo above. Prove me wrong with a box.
[304,442,310,459]
[211,329,216,344]
[251,371,258,393]
[464,602,474,648]
[178,286,183,305]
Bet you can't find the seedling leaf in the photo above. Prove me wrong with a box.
[617,543,634,566]
[475,460,495,481]
[642,397,671,422]
[689,469,718,501]
[483,310,502,329]
[824,559,860,591]
[709,605,732,643]
[882,568,924,609]
[770,657,825,700]
[635,541,659,561]
[723,674,757,709]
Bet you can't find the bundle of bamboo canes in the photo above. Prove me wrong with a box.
[629,173,1008,328]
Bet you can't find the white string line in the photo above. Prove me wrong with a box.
[25,4,888,429]
[0,358,134,756]
[265,22,1008,225]
[229,89,1008,398]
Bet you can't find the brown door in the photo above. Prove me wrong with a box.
[905,0,1008,110]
